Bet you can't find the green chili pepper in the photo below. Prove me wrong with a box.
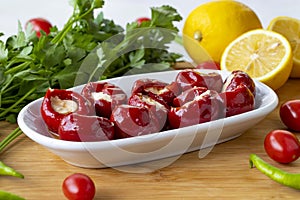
[0,161,24,178]
[249,154,300,190]
[0,190,25,200]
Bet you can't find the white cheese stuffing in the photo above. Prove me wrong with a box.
[145,87,169,95]
[91,92,112,102]
[51,96,78,114]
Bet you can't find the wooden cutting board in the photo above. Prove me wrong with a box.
[1,78,300,200]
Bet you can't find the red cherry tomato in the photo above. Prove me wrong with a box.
[280,100,300,131]
[264,130,300,164]
[62,173,96,200]
[26,18,52,38]
[136,17,151,26]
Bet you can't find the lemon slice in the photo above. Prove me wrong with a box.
[220,29,293,90]
[267,16,300,78]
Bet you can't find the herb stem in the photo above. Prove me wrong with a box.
[0,127,23,153]
[2,83,20,95]
[4,62,30,75]
[0,87,36,118]
[110,63,131,77]
[51,6,96,44]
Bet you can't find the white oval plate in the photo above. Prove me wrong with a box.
[18,69,278,169]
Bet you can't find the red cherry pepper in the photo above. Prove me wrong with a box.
[168,90,222,129]
[110,105,161,139]
[220,84,255,117]
[81,82,127,118]
[131,78,180,106]
[128,93,168,130]
[41,88,92,134]
[132,78,167,94]
[172,86,208,107]
[58,113,114,142]
[223,70,256,95]
[175,70,223,92]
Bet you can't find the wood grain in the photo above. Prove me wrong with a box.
[1,79,300,200]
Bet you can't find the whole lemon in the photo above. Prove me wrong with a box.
[183,0,262,64]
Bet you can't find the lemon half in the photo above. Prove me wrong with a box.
[220,29,293,90]
[268,16,300,78]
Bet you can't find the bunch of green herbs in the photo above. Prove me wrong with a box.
[0,0,182,151]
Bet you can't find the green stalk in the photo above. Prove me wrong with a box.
[51,6,96,44]
[0,87,36,118]
[2,83,20,94]
[0,128,23,153]
[4,62,30,75]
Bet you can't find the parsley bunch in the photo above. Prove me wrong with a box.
[0,0,182,126]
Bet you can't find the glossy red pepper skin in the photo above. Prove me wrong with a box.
[58,114,114,142]
[110,105,161,139]
[131,78,180,106]
[128,93,168,130]
[175,70,223,92]
[81,82,127,118]
[223,70,256,95]
[168,90,222,129]
[220,84,255,117]
[172,86,208,107]
[41,88,92,134]
[132,78,167,94]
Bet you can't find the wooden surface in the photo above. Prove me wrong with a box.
[1,78,300,200]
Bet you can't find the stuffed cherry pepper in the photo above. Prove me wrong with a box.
[58,113,114,142]
[222,70,256,95]
[172,86,208,107]
[168,90,222,129]
[110,105,161,139]
[131,78,181,106]
[81,82,127,118]
[175,69,223,92]
[220,84,255,117]
[128,93,169,130]
[41,88,92,134]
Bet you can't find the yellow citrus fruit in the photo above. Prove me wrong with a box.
[220,29,293,90]
[267,16,300,78]
[182,0,262,64]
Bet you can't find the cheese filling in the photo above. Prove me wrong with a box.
[51,96,78,114]
[92,92,112,102]
[145,87,169,95]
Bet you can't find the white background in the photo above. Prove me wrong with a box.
[0,0,300,41]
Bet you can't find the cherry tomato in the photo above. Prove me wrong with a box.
[136,17,151,26]
[62,173,96,200]
[280,100,300,131]
[264,130,300,164]
[26,18,52,38]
